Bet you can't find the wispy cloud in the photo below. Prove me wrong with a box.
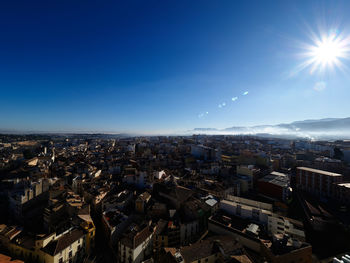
[243,91,249,96]
[232,96,238,101]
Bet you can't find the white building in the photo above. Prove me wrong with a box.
[268,216,305,241]
[154,170,166,180]
[220,199,271,224]
[220,196,305,241]
[118,223,153,263]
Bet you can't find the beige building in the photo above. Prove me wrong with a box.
[296,167,343,197]
[0,220,95,263]
[236,165,260,192]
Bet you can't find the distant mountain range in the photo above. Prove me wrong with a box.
[2,117,350,140]
[192,117,350,140]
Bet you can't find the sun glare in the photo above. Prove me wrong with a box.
[296,30,350,74]
[312,37,342,64]
[308,34,348,72]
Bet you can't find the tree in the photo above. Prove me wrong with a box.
[334,147,344,160]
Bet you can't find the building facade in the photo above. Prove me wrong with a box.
[296,167,343,197]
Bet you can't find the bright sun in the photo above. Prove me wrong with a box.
[312,37,342,65]
[297,30,350,74]
[308,34,348,72]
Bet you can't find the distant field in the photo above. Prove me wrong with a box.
[16,141,39,146]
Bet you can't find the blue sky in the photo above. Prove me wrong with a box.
[1,0,350,134]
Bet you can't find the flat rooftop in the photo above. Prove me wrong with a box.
[259,173,289,188]
[297,167,342,177]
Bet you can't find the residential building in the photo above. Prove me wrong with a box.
[236,165,260,191]
[268,216,305,241]
[208,214,311,262]
[296,167,343,197]
[260,234,312,263]
[163,235,248,263]
[220,196,305,240]
[0,225,88,263]
[258,171,292,201]
[190,145,221,161]
[118,222,154,263]
[102,209,129,243]
[332,183,350,205]
[135,192,151,213]
[153,220,180,251]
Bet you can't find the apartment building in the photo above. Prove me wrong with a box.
[118,223,154,263]
[258,171,292,201]
[0,226,87,263]
[220,196,305,241]
[296,167,343,197]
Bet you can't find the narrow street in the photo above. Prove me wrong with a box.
[92,214,117,263]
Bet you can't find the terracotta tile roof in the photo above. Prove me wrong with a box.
[134,226,152,248]
[42,229,84,256]
[180,236,242,262]
[0,254,24,263]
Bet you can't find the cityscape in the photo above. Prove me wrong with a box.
[0,134,350,263]
[2,1,350,263]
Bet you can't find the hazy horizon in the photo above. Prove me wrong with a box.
[2,116,350,140]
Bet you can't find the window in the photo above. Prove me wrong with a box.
[59,258,63,263]
[69,251,72,258]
